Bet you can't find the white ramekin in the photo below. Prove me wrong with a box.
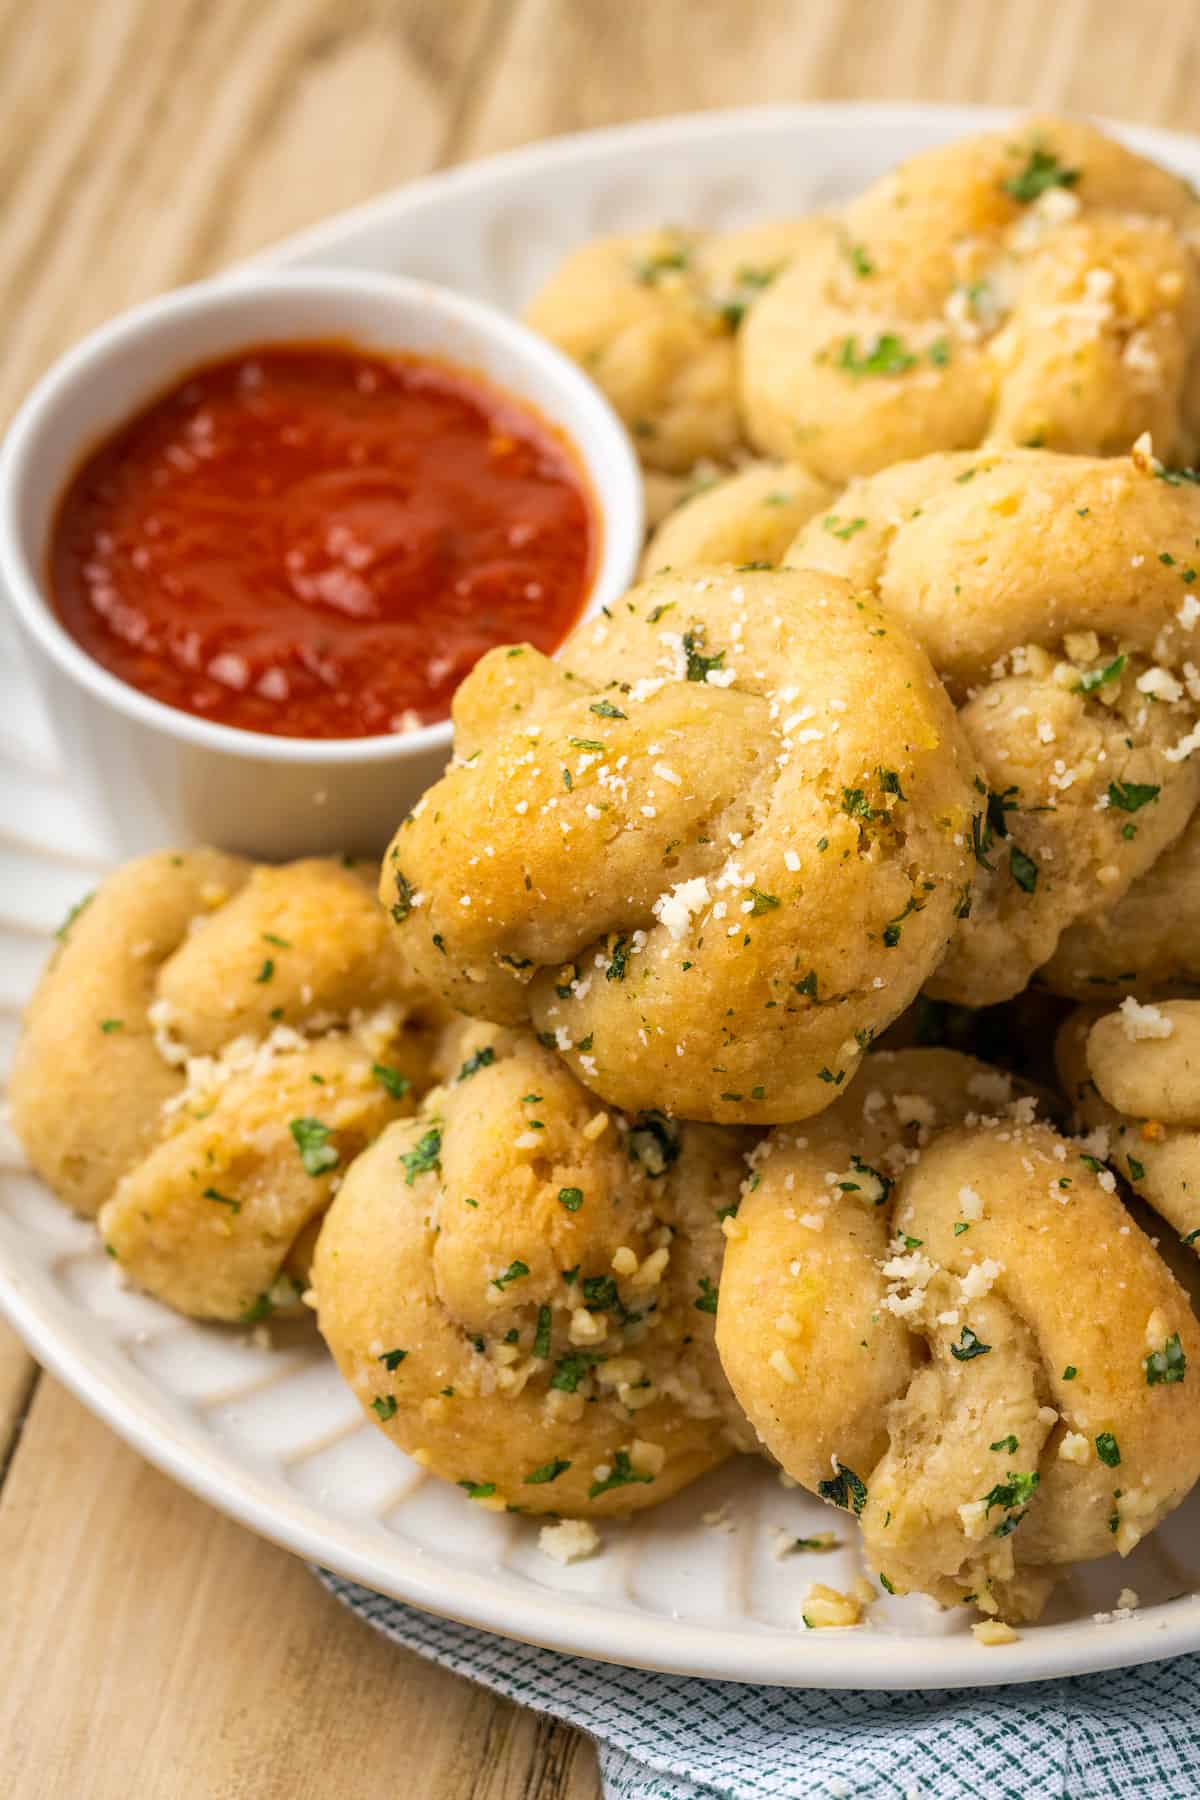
[0,270,642,860]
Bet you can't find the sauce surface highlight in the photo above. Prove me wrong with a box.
[49,342,596,738]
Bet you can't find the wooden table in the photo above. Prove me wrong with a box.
[3,1,1200,1791]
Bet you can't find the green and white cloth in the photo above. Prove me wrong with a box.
[316,1570,1200,1798]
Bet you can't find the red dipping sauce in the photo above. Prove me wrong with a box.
[48,342,596,738]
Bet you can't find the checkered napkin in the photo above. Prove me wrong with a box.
[315,1570,1200,1799]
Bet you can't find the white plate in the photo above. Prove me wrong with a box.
[2,101,1199,1689]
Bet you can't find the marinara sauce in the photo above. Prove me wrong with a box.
[49,342,596,738]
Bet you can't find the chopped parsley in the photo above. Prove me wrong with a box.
[568,736,605,751]
[458,1480,496,1500]
[835,333,918,377]
[632,246,690,284]
[289,1116,339,1176]
[844,241,874,277]
[1145,1332,1186,1385]
[581,1275,619,1311]
[694,1277,719,1315]
[605,936,631,981]
[989,1435,1019,1454]
[682,627,725,683]
[1074,654,1126,695]
[99,1018,124,1033]
[378,1349,409,1371]
[588,1450,654,1499]
[56,891,94,942]
[841,786,876,821]
[1096,1432,1122,1468]
[254,958,274,984]
[203,1186,241,1213]
[882,895,923,947]
[533,1305,552,1360]
[390,868,415,923]
[748,888,780,915]
[558,1186,584,1212]
[1128,1156,1146,1182]
[457,1045,496,1081]
[400,1127,442,1185]
[1002,145,1080,204]
[983,1472,1039,1515]
[950,1325,992,1361]
[371,1062,412,1100]
[491,1259,530,1292]
[817,1462,868,1516]
[1063,1365,1078,1381]
[525,1459,571,1485]
[239,1292,275,1324]
[838,1155,893,1207]
[1009,846,1039,893]
[823,513,867,539]
[627,1111,680,1176]
[551,1352,602,1393]
[1107,781,1160,813]
[371,1395,398,1422]
[590,698,626,719]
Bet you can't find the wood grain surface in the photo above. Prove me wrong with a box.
[3,2,1199,1794]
